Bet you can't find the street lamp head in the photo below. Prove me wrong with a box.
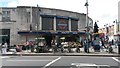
[84,2,89,6]
[113,21,116,23]
[37,4,41,11]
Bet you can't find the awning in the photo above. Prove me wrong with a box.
[18,31,85,35]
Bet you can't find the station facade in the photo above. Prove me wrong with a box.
[0,6,93,46]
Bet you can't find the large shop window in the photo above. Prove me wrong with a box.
[42,17,54,30]
[56,18,68,31]
[71,20,78,31]
[2,11,11,22]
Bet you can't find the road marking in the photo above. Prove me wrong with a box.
[19,56,59,58]
[71,63,110,67]
[6,60,52,62]
[62,56,112,58]
[112,57,120,63]
[44,57,61,67]
[0,56,10,58]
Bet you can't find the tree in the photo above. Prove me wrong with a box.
[93,22,99,33]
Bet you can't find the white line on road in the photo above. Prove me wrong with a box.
[112,57,120,63]
[7,60,52,62]
[44,57,61,67]
[18,56,59,58]
[0,56,10,58]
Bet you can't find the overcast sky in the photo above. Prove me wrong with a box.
[0,0,120,28]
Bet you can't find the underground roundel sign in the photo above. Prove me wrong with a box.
[57,20,67,29]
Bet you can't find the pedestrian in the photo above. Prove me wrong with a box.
[29,41,34,52]
[76,43,81,53]
[93,39,100,52]
[112,39,114,45]
[99,40,104,52]
[101,40,106,49]
[67,42,72,53]
[83,39,89,53]
[16,45,21,52]
[0,43,2,53]
[2,43,8,54]
[52,42,57,53]
[115,39,118,48]
[26,41,30,53]
[90,40,94,52]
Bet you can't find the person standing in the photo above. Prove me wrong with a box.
[0,43,2,53]
[99,40,103,52]
[83,39,89,53]
[2,43,8,54]
[115,39,118,48]
[93,39,100,52]
[68,42,72,53]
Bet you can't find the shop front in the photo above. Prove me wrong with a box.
[18,31,85,48]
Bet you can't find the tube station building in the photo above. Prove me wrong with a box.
[0,6,93,47]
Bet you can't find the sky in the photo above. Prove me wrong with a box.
[0,0,120,28]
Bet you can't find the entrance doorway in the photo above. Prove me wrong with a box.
[0,29,10,45]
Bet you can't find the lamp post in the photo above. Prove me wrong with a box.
[113,20,120,54]
[36,4,40,46]
[84,0,89,53]
[104,24,108,36]
[104,24,109,46]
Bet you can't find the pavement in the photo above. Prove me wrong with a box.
[2,52,119,57]
[1,46,120,57]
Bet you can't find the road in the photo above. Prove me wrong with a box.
[1,56,120,68]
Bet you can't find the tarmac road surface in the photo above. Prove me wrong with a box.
[1,56,120,68]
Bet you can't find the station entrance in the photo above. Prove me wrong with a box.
[0,29,10,45]
[43,34,79,48]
